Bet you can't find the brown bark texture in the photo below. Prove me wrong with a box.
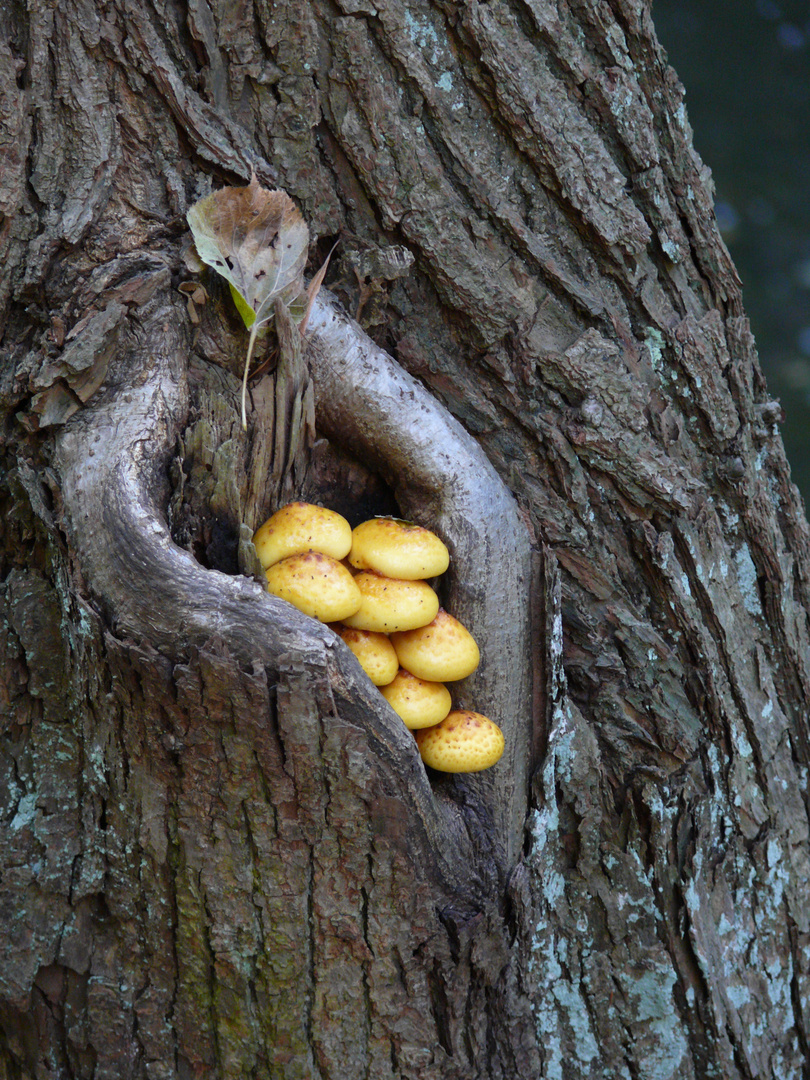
[1,0,809,1078]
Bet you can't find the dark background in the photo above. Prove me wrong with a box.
[653,0,810,503]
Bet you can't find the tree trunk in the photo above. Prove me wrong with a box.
[2,0,809,1077]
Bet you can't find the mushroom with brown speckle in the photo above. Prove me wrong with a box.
[415,711,504,772]
[253,502,352,570]
[390,609,479,682]
[380,669,452,729]
[342,572,439,633]
[265,551,361,622]
[338,627,399,686]
[349,517,450,579]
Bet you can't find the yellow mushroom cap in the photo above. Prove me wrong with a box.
[390,609,480,682]
[265,552,362,623]
[415,711,504,772]
[380,669,452,730]
[349,518,450,580]
[341,572,440,633]
[253,502,352,570]
[338,627,399,686]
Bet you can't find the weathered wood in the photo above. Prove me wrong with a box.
[2,0,810,1077]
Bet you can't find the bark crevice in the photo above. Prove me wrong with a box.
[52,280,533,896]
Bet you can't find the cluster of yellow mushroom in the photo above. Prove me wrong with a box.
[253,502,505,773]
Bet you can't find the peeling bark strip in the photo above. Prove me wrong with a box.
[3,0,810,1076]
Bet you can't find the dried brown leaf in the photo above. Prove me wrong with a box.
[187,176,309,328]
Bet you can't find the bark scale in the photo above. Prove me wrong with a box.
[1,1,809,1078]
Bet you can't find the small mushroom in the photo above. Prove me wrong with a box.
[349,517,450,580]
[415,711,504,772]
[380,669,452,730]
[338,627,399,686]
[265,551,362,622]
[253,502,353,570]
[390,609,479,682]
[341,572,440,633]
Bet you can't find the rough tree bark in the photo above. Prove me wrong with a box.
[1,0,809,1078]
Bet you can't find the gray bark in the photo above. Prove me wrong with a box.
[1,1,809,1078]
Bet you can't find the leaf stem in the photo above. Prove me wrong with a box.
[241,322,259,430]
